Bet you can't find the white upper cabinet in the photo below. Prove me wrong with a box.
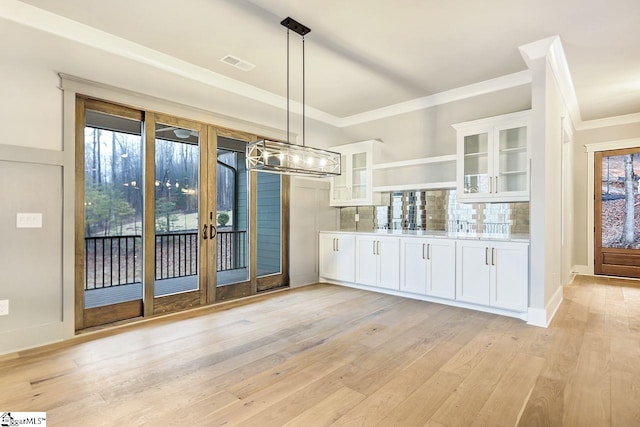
[454,111,530,203]
[330,140,383,207]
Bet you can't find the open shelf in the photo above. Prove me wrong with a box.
[373,181,456,192]
[499,146,527,153]
[372,154,456,170]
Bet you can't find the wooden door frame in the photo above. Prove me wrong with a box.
[594,147,640,278]
[75,97,145,330]
[146,112,212,315]
[75,96,291,330]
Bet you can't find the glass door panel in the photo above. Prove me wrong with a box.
[463,132,490,195]
[351,152,367,200]
[153,123,200,297]
[80,102,144,328]
[332,154,349,202]
[257,172,282,277]
[216,136,249,286]
[498,126,527,193]
[595,149,640,278]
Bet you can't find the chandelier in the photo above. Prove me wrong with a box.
[246,17,341,177]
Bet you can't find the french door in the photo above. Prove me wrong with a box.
[595,148,640,278]
[76,98,288,330]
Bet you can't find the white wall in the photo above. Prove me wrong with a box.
[336,85,532,158]
[290,178,338,287]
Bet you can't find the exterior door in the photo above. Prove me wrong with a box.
[77,100,146,329]
[147,113,214,315]
[77,98,290,330]
[595,148,640,278]
[76,100,216,329]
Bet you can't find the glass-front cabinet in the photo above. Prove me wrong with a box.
[330,140,383,207]
[454,111,530,203]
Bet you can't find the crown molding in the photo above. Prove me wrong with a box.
[11,1,638,133]
[519,36,582,130]
[578,112,640,130]
[336,70,531,127]
[0,0,342,126]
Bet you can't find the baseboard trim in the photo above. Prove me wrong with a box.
[527,285,563,328]
[572,264,591,275]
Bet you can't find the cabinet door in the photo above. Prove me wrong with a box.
[336,235,356,283]
[400,238,428,294]
[426,239,456,300]
[377,237,400,290]
[355,235,378,286]
[350,151,369,203]
[490,242,528,311]
[458,126,493,201]
[330,154,350,206]
[455,240,491,305]
[319,234,338,280]
[495,123,528,200]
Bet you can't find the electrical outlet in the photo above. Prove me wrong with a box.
[0,300,8,316]
[355,214,360,222]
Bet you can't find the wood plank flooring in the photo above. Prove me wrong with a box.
[1,275,640,426]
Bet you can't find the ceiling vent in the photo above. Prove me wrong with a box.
[220,54,255,71]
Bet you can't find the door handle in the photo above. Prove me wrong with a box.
[492,247,496,266]
[202,224,208,240]
[210,224,216,239]
[485,247,489,265]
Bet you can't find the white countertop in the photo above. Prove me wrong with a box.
[320,229,530,243]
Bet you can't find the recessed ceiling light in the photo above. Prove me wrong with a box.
[220,54,255,71]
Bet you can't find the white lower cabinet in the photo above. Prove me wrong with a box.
[355,235,400,290]
[400,238,456,299]
[320,231,529,318]
[319,233,355,282]
[455,240,528,311]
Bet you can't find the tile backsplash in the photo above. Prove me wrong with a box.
[339,189,529,234]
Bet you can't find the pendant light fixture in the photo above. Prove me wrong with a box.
[246,17,341,177]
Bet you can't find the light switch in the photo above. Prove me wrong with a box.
[16,213,43,228]
[0,300,8,316]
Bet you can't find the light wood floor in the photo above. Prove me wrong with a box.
[1,276,639,426]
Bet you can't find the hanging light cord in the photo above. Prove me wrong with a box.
[286,28,290,144]
[302,34,306,147]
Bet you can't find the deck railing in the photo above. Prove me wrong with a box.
[84,230,247,290]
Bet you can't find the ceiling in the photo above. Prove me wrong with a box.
[7,0,640,124]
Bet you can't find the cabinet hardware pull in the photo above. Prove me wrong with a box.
[210,224,216,239]
[202,224,208,240]
[332,238,336,251]
[492,247,496,266]
[485,247,489,265]
[336,238,339,252]
[495,175,498,193]
[377,241,380,255]
[489,176,493,193]
[427,243,431,260]
[422,243,426,260]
